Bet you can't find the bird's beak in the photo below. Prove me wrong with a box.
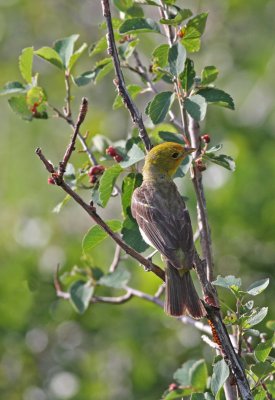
[184,146,196,155]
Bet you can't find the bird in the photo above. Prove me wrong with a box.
[131,142,205,318]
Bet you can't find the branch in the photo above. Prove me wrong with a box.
[101,0,152,152]
[188,117,214,282]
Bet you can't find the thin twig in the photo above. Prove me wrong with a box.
[101,0,152,152]
[59,97,88,178]
[109,244,121,272]
[64,71,72,118]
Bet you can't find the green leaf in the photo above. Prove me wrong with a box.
[126,5,144,17]
[99,266,131,289]
[121,173,143,217]
[121,215,149,252]
[197,88,235,110]
[0,81,25,96]
[113,0,133,11]
[255,335,274,362]
[82,220,122,254]
[69,280,94,314]
[89,36,108,58]
[54,34,79,69]
[19,47,33,83]
[203,153,236,171]
[210,359,229,398]
[246,278,269,296]
[212,275,241,291]
[68,42,88,72]
[160,9,193,26]
[152,44,169,68]
[163,388,193,400]
[8,96,33,121]
[253,387,268,400]
[174,359,207,389]
[119,18,161,34]
[73,58,113,86]
[180,58,195,92]
[113,84,142,110]
[168,43,186,76]
[205,144,223,153]
[158,131,184,144]
[201,66,219,85]
[120,143,145,168]
[181,13,208,53]
[251,361,274,378]
[148,91,175,124]
[98,164,123,207]
[35,47,64,69]
[52,195,71,213]
[184,95,207,121]
[243,307,268,328]
[190,360,208,392]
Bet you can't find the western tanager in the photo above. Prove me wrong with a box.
[131,142,205,318]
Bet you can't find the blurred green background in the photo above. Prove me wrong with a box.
[0,1,274,399]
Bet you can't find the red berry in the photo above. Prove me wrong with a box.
[106,146,117,157]
[48,177,55,185]
[89,175,97,184]
[169,383,178,392]
[88,165,105,176]
[114,154,123,163]
[201,134,211,143]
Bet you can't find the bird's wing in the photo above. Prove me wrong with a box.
[131,181,194,270]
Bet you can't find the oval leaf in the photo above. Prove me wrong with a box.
[197,88,235,110]
[82,220,122,253]
[168,43,186,76]
[201,66,219,85]
[99,266,130,289]
[19,47,33,83]
[185,94,207,121]
[246,278,269,296]
[119,18,161,34]
[35,47,64,69]
[54,34,79,69]
[69,280,94,314]
[255,335,274,362]
[210,359,229,397]
[121,173,143,217]
[98,164,123,207]
[148,91,175,124]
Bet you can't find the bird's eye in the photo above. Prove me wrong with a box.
[172,152,179,159]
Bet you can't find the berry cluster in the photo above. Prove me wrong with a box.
[88,164,105,184]
[106,146,123,163]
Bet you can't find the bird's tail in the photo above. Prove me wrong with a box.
[164,263,206,319]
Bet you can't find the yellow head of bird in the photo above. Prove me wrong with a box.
[143,142,195,178]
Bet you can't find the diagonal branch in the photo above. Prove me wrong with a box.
[101,0,152,152]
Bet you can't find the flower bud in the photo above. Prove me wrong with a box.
[106,146,117,157]
[88,165,105,176]
[201,134,211,143]
[48,177,55,185]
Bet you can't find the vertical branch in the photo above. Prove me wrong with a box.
[101,0,152,152]
[188,117,214,282]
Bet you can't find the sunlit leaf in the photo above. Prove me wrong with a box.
[184,94,207,121]
[19,47,33,83]
[246,278,269,296]
[82,220,122,253]
[54,34,79,69]
[201,66,219,85]
[168,42,186,76]
[243,307,268,328]
[8,96,33,121]
[68,42,88,72]
[0,81,26,96]
[98,164,123,207]
[160,9,192,26]
[35,47,64,69]
[255,335,274,362]
[120,144,145,168]
[210,359,229,398]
